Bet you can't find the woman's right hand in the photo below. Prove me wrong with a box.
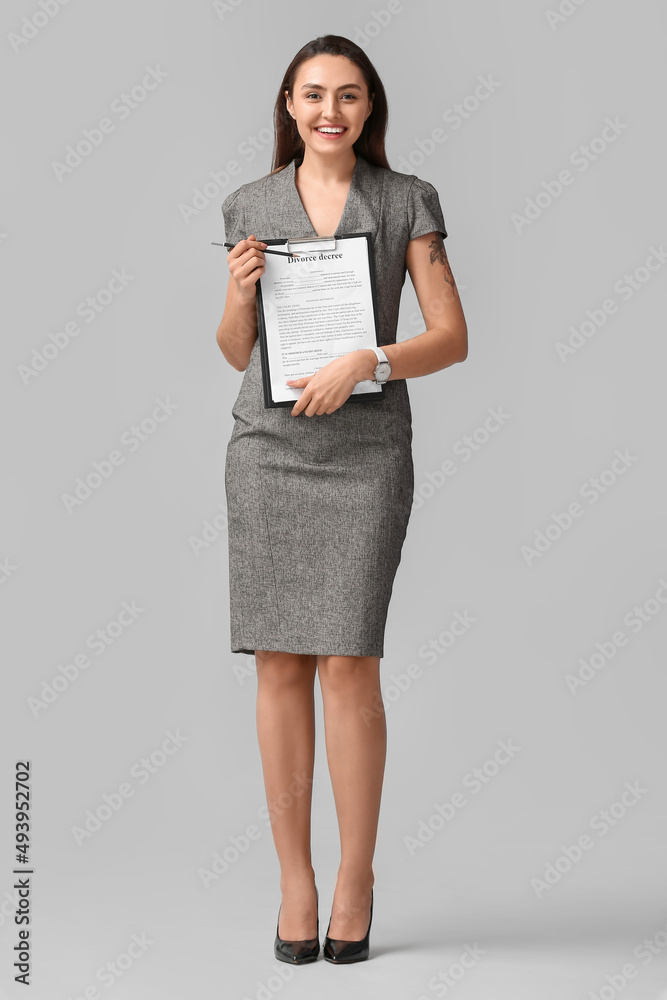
[227,235,267,301]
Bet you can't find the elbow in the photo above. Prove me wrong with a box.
[454,324,468,364]
[216,329,246,372]
[226,350,247,373]
[226,354,248,373]
[440,324,467,365]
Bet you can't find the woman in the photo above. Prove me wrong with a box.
[216,34,468,964]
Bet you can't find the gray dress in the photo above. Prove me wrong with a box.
[221,154,447,657]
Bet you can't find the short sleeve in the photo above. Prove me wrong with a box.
[407,176,448,242]
[221,187,245,245]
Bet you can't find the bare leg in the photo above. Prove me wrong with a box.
[255,649,318,939]
[317,654,384,939]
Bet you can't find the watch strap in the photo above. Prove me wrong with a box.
[369,345,391,385]
[370,345,389,366]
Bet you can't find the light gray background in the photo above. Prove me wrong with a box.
[2,1,666,997]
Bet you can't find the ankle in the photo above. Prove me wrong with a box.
[279,866,316,891]
[335,869,374,891]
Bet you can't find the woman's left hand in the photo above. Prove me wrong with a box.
[286,352,373,416]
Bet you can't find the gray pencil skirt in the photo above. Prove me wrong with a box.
[224,338,414,658]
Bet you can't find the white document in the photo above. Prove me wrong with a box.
[256,234,382,407]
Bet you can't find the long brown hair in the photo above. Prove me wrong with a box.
[270,34,390,175]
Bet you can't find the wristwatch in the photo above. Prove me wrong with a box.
[370,345,391,384]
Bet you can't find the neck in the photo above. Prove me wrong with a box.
[296,148,358,185]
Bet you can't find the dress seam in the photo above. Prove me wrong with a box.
[257,433,283,641]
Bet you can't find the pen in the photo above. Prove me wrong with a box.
[211,241,299,258]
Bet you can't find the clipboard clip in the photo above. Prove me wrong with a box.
[286,235,337,254]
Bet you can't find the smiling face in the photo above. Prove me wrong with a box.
[285,54,373,157]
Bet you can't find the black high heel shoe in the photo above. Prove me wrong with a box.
[274,884,320,964]
[323,887,373,964]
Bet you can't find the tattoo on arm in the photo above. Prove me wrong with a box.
[429,237,455,289]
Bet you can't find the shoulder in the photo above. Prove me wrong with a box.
[371,163,440,211]
[220,179,254,215]
[388,167,440,199]
[221,163,287,213]
[357,156,436,194]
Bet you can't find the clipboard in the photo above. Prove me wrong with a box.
[255,232,384,409]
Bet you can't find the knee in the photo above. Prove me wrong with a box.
[317,654,380,692]
[255,649,315,686]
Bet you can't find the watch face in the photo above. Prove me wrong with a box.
[376,362,391,382]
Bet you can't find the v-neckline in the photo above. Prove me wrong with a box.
[289,155,362,238]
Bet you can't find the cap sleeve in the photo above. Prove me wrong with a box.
[221,187,245,245]
[407,176,448,242]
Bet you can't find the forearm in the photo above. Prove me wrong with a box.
[350,322,468,382]
[216,292,258,372]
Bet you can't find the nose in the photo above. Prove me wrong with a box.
[321,100,341,119]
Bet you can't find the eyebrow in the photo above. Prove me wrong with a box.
[299,83,362,91]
